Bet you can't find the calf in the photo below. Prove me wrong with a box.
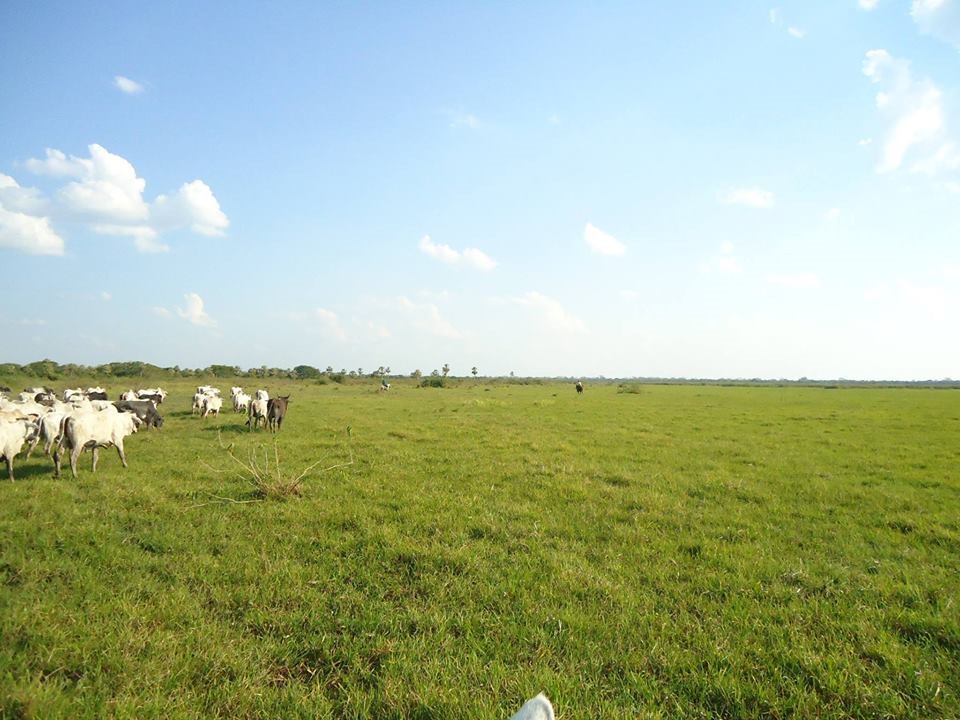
[267,396,290,432]
[54,407,140,479]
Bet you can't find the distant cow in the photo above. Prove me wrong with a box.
[86,391,108,401]
[202,395,223,419]
[267,396,290,432]
[575,381,584,395]
[114,400,164,429]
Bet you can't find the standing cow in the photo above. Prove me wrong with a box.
[267,396,290,432]
[575,381,584,395]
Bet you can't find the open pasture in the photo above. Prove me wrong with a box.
[1,380,958,718]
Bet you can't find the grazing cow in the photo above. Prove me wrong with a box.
[202,395,223,418]
[114,400,164,429]
[575,381,584,395]
[267,396,290,432]
[54,407,141,479]
[247,398,268,430]
[0,417,40,481]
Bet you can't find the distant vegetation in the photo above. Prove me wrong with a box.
[0,358,958,387]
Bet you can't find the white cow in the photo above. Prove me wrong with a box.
[54,406,140,479]
[64,388,85,402]
[137,387,167,404]
[121,390,139,402]
[202,395,223,418]
[255,389,269,402]
[1,417,40,481]
[233,392,251,413]
[247,398,268,430]
[510,694,555,720]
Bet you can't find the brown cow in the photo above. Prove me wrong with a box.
[267,396,290,432]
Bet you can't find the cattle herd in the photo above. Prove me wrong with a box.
[0,383,290,481]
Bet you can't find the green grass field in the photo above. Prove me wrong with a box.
[1,379,958,719]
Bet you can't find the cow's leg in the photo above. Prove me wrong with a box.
[6,456,13,482]
[91,447,99,472]
[53,447,61,478]
[70,445,82,479]
[116,440,128,468]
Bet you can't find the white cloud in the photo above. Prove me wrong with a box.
[859,0,879,9]
[418,235,496,270]
[100,291,111,301]
[367,321,392,338]
[912,0,960,48]
[152,306,171,318]
[859,138,874,147]
[177,292,216,327]
[862,50,951,174]
[0,174,48,215]
[23,144,229,253]
[462,247,497,271]
[0,203,65,255]
[584,223,627,256]
[512,291,585,333]
[314,308,346,341]
[767,272,821,289]
[788,26,806,38]
[769,8,782,24]
[701,242,742,275]
[114,75,144,94]
[397,296,462,338]
[722,187,775,208]
[153,180,229,236]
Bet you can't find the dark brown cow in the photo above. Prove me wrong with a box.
[267,396,290,432]
[575,381,584,395]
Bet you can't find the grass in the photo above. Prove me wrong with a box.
[1,379,958,718]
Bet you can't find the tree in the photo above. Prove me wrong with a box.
[471,366,478,377]
[411,369,422,379]
[325,366,334,375]
[441,363,450,378]
[293,365,321,379]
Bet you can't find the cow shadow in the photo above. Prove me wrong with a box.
[3,459,62,482]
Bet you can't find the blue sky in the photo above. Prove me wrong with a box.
[2,1,958,379]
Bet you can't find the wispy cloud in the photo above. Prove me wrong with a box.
[911,0,960,49]
[859,0,879,9]
[584,223,626,256]
[511,291,585,333]
[862,49,955,175]
[177,292,216,327]
[100,291,112,301]
[447,109,481,129]
[314,308,346,341]
[787,26,806,39]
[152,306,172,318]
[397,296,462,338]
[114,75,144,94]
[722,187,775,208]
[418,235,496,270]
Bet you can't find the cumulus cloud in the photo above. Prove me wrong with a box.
[912,0,960,48]
[862,50,955,174]
[512,291,585,333]
[418,235,496,270]
[21,144,229,254]
[722,187,775,208]
[177,292,216,327]
[700,242,742,275]
[314,308,346,341]
[584,223,626,256]
[0,174,64,255]
[114,75,144,94]
[397,296,462,338]
[767,272,820,289]
[0,204,65,255]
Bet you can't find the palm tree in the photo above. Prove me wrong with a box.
[442,363,450,377]
[471,366,478,378]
